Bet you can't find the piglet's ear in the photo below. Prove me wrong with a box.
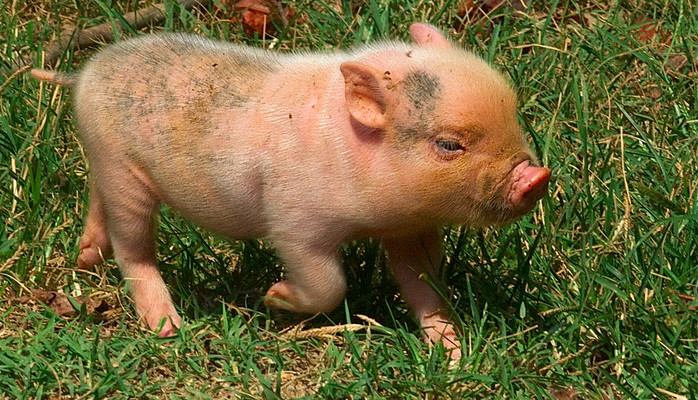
[340,62,387,129]
[410,23,452,49]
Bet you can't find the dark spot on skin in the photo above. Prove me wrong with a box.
[393,123,431,151]
[187,70,252,109]
[384,71,397,89]
[289,113,292,119]
[116,87,135,111]
[394,125,421,142]
[391,72,443,153]
[479,171,496,195]
[219,91,251,108]
[406,50,413,58]
[403,70,441,111]
[102,34,278,162]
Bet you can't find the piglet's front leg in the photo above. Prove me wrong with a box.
[383,229,462,359]
[264,239,348,315]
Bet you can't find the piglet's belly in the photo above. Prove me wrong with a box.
[145,164,268,239]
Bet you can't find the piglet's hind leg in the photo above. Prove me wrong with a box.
[97,168,181,337]
[77,184,113,269]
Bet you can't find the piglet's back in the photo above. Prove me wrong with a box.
[73,35,280,237]
[74,34,280,151]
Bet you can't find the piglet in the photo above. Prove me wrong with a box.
[31,23,550,358]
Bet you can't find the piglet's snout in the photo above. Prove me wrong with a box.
[509,161,551,213]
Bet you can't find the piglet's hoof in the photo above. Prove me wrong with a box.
[422,311,462,360]
[264,281,300,311]
[142,308,182,338]
[77,233,112,269]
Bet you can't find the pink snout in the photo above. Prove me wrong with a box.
[509,161,551,213]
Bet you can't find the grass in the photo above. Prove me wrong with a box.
[1,0,697,398]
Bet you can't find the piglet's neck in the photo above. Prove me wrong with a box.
[322,76,437,236]
[260,61,432,238]
[264,61,357,147]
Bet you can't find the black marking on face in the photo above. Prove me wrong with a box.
[394,125,421,142]
[391,71,442,151]
[403,70,441,111]
[115,82,135,111]
[393,123,432,152]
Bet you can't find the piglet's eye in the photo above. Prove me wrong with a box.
[435,139,464,152]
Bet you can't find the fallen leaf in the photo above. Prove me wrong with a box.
[631,16,671,45]
[456,0,478,21]
[668,288,697,311]
[217,0,295,37]
[456,0,504,23]
[633,17,657,42]
[666,53,688,72]
[455,0,528,35]
[551,386,579,400]
[238,0,274,36]
[15,290,107,317]
[668,288,696,302]
[648,86,662,100]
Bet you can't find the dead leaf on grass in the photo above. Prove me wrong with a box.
[668,288,697,311]
[631,16,671,45]
[216,0,299,37]
[633,17,659,42]
[666,53,689,72]
[454,0,528,38]
[647,86,662,100]
[551,386,579,400]
[14,289,109,317]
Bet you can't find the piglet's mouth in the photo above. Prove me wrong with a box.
[508,160,551,214]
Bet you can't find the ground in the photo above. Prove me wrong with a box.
[1,0,697,398]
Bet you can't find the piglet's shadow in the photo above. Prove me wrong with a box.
[150,221,547,336]
[444,228,551,329]
[153,229,412,332]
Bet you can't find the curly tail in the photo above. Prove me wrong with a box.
[30,69,78,86]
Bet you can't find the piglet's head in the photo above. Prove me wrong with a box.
[340,24,550,226]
